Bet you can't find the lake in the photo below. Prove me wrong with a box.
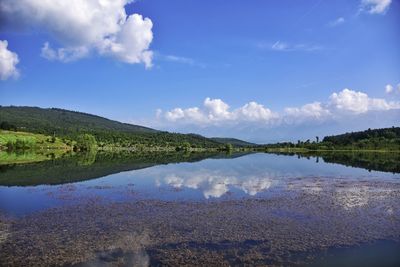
[0,151,399,266]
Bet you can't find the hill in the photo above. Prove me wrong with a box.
[0,106,156,134]
[211,137,257,147]
[0,106,223,148]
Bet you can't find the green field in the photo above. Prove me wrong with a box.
[0,130,71,150]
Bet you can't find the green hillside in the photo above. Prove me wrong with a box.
[211,137,257,147]
[0,106,156,134]
[0,106,222,148]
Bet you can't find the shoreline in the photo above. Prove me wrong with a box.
[1,146,400,166]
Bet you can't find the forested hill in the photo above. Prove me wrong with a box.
[0,106,223,148]
[323,127,400,146]
[211,137,256,147]
[0,106,156,134]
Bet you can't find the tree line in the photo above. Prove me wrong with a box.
[264,127,400,151]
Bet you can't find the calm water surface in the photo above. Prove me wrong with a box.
[0,152,399,266]
[1,152,398,216]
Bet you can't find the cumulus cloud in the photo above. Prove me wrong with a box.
[284,102,331,123]
[99,13,153,67]
[329,88,399,113]
[328,17,345,27]
[0,40,19,80]
[157,89,400,127]
[236,102,277,122]
[165,107,207,124]
[204,98,232,121]
[360,0,392,14]
[0,0,153,67]
[163,97,278,126]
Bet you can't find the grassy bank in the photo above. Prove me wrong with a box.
[0,130,72,150]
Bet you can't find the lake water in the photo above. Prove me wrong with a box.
[0,151,399,266]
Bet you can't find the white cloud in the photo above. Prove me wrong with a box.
[41,42,89,62]
[328,17,345,27]
[329,88,398,113]
[157,89,400,127]
[99,13,153,68]
[164,55,195,65]
[387,83,400,94]
[165,107,207,124]
[155,108,163,119]
[270,41,322,52]
[284,102,331,123]
[235,102,276,122]
[271,41,289,51]
[0,0,153,67]
[329,89,370,113]
[163,98,278,126]
[0,40,19,80]
[204,98,232,121]
[385,84,394,93]
[361,0,392,14]
[154,53,206,68]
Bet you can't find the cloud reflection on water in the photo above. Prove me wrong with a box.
[162,172,273,199]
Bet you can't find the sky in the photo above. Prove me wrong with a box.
[0,0,399,143]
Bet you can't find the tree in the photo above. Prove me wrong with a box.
[182,142,191,151]
[176,142,191,152]
[74,134,97,151]
[225,143,233,151]
[0,121,16,131]
[316,136,319,143]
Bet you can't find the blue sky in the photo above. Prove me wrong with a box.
[0,0,399,142]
